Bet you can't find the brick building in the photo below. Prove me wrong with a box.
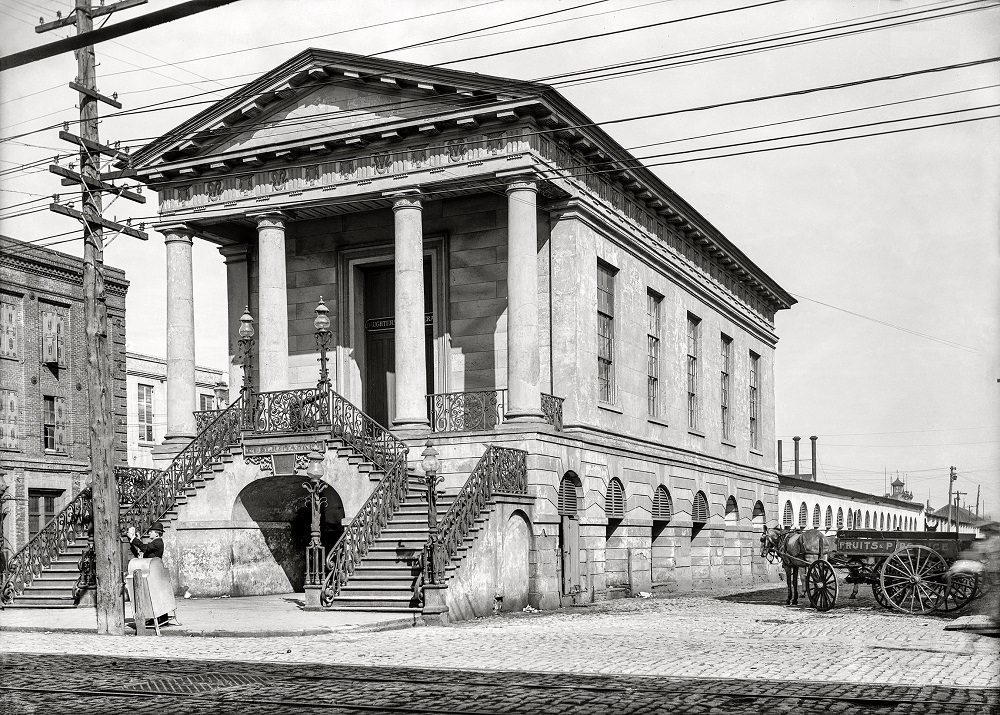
[0,235,128,557]
[127,50,795,618]
[125,352,226,468]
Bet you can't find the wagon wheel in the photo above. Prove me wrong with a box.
[806,560,838,611]
[937,573,978,613]
[880,545,947,615]
[872,580,889,609]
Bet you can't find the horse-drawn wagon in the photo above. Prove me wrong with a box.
[762,527,984,615]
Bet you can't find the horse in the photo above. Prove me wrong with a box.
[761,526,834,605]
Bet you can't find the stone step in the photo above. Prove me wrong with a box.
[325,595,417,609]
[17,580,77,593]
[3,600,78,609]
[323,604,421,614]
[339,576,415,590]
[350,567,421,579]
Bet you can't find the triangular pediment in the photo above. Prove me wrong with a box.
[133,49,550,170]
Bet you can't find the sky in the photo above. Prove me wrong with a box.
[1,0,997,517]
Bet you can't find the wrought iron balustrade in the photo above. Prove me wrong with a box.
[541,393,564,431]
[248,387,331,434]
[194,409,222,432]
[432,446,528,578]
[428,390,564,432]
[115,466,163,505]
[320,390,409,605]
[120,396,245,537]
[1,487,92,605]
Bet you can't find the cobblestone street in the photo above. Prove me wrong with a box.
[1,587,997,713]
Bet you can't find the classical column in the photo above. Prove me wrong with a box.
[390,192,429,429]
[504,178,544,423]
[162,226,197,441]
[219,244,249,403]
[253,212,290,392]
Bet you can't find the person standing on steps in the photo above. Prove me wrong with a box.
[127,522,165,559]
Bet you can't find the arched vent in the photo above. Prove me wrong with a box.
[692,491,710,523]
[782,501,793,527]
[652,486,672,522]
[865,511,871,529]
[836,508,844,529]
[798,503,808,528]
[879,513,885,530]
[558,476,580,515]
[725,496,738,522]
[605,478,625,519]
[812,504,821,528]
[846,510,853,530]
[825,506,833,530]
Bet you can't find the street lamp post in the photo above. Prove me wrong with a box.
[237,307,255,428]
[212,379,229,410]
[421,440,444,584]
[313,297,332,393]
[303,450,328,588]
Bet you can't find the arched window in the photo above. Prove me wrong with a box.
[865,511,871,529]
[558,472,580,515]
[752,501,766,530]
[836,507,844,530]
[783,501,793,528]
[725,496,739,525]
[825,506,833,530]
[692,491,710,523]
[652,486,673,523]
[812,504,821,528]
[846,510,853,530]
[798,502,808,528]
[605,478,625,520]
[879,513,885,530]
[892,515,898,530]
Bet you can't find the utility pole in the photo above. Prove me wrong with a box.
[37,0,148,636]
[975,485,980,519]
[953,491,967,534]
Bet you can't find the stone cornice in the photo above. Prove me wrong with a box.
[1,250,129,297]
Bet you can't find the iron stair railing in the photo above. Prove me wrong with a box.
[428,446,528,582]
[319,390,409,606]
[1,486,93,605]
[119,395,246,537]
[428,390,564,433]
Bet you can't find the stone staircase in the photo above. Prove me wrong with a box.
[2,542,90,609]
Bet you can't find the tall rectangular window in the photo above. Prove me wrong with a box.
[137,384,154,443]
[0,297,19,360]
[749,351,760,450]
[646,290,662,416]
[686,314,701,430]
[0,388,18,450]
[40,310,66,367]
[42,395,56,450]
[28,489,60,538]
[720,334,732,441]
[597,262,616,403]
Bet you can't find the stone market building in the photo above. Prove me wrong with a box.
[125,49,796,620]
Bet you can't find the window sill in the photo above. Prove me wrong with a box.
[749,448,764,456]
[647,417,669,429]
[721,439,736,448]
[687,429,705,438]
[138,440,156,447]
[43,449,68,456]
[598,402,624,415]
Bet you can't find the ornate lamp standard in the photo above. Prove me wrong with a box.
[302,449,328,589]
[237,307,255,428]
[237,306,255,399]
[212,379,229,410]
[421,440,444,583]
[313,297,332,393]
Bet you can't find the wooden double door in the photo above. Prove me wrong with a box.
[362,261,433,428]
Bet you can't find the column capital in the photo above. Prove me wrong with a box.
[497,169,539,193]
[218,243,249,264]
[155,223,197,243]
[384,189,423,211]
[247,211,289,229]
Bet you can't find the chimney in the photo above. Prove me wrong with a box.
[793,436,801,476]
[777,440,783,473]
[810,436,818,482]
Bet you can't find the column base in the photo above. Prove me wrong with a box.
[151,438,193,468]
[392,416,430,430]
[421,583,449,626]
[503,410,546,424]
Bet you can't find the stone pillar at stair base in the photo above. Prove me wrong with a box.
[304,584,322,610]
[421,583,449,626]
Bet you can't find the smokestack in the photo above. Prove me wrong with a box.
[777,440,783,473]
[793,436,801,476]
[810,436,818,482]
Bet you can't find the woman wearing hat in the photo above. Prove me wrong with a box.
[127,522,165,559]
